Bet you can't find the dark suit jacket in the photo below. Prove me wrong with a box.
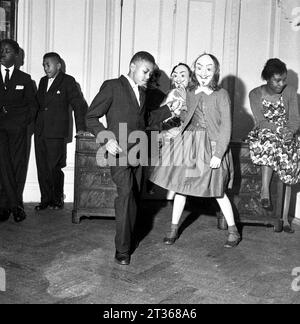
[0,68,38,130]
[86,75,171,149]
[35,72,87,138]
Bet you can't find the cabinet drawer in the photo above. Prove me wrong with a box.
[78,188,117,209]
[240,163,261,176]
[76,136,100,153]
[77,169,116,188]
[77,154,99,168]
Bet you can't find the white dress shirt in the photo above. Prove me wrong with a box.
[47,77,55,91]
[1,64,15,83]
[124,74,140,105]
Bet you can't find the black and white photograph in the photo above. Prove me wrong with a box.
[0,0,300,307]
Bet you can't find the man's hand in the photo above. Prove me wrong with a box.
[106,139,123,156]
[210,156,221,169]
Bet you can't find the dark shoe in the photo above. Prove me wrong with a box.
[224,232,241,248]
[12,207,26,223]
[114,251,130,265]
[261,198,271,209]
[274,220,283,233]
[283,224,295,234]
[0,209,11,222]
[163,224,179,245]
[34,203,50,211]
[50,201,64,210]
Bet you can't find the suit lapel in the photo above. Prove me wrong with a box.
[4,68,18,91]
[40,77,48,95]
[120,75,140,110]
[47,72,64,93]
[45,72,64,105]
[0,70,4,91]
[139,86,146,109]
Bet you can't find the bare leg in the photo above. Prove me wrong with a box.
[171,193,187,225]
[261,166,273,199]
[216,193,235,227]
[282,185,294,233]
[216,194,241,247]
[164,193,186,244]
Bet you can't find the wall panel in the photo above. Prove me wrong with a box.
[18,0,120,202]
[16,0,300,218]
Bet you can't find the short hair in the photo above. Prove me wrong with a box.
[171,63,192,77]
[43,52,62,64]
[130,51,155,65]
[190,53,221,91]
[0,39,20,54]
[261,58,287,81]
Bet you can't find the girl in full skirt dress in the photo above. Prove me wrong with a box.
[150,53,240,248]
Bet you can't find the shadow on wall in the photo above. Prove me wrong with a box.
[221,75,254,141]
[158,69,172,94]
[287,69,300,114]
[287,69,300,217]
[59,57,88,144]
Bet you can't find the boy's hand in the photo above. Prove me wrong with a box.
[106,139,123,156]
[210,156,221,169]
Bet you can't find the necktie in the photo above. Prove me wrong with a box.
[4,68,10,88]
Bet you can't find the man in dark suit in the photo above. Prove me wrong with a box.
[86,51,172,265]
[0,39,38,222]
[35,52,87,211]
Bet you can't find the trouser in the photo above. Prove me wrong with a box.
[0,127,27,209]
[110,165,143,254]
[35,134,66,204]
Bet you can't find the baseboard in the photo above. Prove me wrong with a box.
[292,218,300,227]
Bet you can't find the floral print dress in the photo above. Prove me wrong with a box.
[248,95,300,185]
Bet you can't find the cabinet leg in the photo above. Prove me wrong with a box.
[72,210,81,224]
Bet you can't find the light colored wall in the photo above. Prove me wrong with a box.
[17,0,300,219]
[18,0,121,203]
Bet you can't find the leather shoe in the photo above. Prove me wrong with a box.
[35,203,50,211]
[261,198,271,209]
[114,251,130,265]
[12,207,26,223]
[0,209,11,222]
[283,224,294,234]
[163,236,178,245]
[50,200,64,210]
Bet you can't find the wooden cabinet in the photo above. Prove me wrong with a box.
[72,135,117,224]
[72,138,282,227]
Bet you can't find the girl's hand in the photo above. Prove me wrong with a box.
[210,156,221,169]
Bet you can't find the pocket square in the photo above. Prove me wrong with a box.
[16,85,24,90]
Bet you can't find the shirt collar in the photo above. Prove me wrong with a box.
[1,64,15,75]
[124,74,138,90]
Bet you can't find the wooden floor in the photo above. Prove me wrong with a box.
[0,200,299,304]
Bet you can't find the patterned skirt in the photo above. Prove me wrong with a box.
[248,128,300,185]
